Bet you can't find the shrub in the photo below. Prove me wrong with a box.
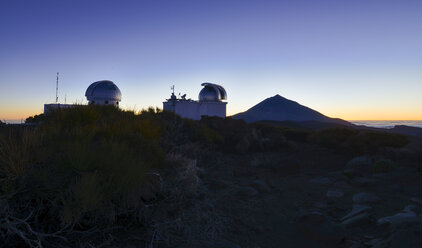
[371,159,396,173]
[0,106,168,246]
[25,114,45,124]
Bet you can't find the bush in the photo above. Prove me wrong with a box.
[371,159,396,173]
[0,106,167,246]
[25,113,44,124]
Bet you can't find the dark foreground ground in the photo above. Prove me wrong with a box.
[1,107,421,247]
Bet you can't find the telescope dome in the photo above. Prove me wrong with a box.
[199,83,227,102]
[85,80,121,106]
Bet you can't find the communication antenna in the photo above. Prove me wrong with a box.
[171,85,175,94]
[65,94,67,104]
[55,72,59,103]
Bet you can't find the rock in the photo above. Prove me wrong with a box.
[341,212,371,227]
[411,197,422,206]
[377,212,419,225]
[309,177,331,185]
[341,205,372,221]
[353,192,380,204]
[347,156,371,168]
[347,156,372,175]
[326,189,344,198]
[250,179,271,193]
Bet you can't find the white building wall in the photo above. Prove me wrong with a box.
[44,104,75,114]
[163,101,226,120]
[199,102,226,118]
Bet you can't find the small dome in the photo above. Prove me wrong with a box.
[85,80,122,103]
[199,83,227,102]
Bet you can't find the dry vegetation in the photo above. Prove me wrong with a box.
[0,106,414,247]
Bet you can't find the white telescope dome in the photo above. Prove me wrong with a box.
[85,80,121,106]
[199,83,227,102]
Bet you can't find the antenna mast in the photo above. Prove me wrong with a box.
[55,72,59,103]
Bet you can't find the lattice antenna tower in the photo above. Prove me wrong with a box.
[55,72,59,103]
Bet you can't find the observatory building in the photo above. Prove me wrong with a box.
[44,80,122,114]
[85,80,122,106]
[163,83,227,120]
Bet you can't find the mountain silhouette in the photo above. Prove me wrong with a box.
[232,94,351,125]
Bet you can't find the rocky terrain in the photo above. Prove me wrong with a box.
[146,116,422,248]
[195,149,422,248]
[1,107,421,247]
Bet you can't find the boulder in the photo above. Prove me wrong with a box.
[346,156,372,175]
[347,156,371,168]
[377,212,419,225]
[341,205,372,222]
[341,212,371,227]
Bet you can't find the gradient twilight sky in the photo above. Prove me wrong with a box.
[1,0,421,121]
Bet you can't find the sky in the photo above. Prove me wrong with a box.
[1,0,421,122]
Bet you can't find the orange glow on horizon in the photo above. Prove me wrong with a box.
[1,106,421,122]
[323,107,422,121]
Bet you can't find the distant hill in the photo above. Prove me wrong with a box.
[232,94,351,126]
